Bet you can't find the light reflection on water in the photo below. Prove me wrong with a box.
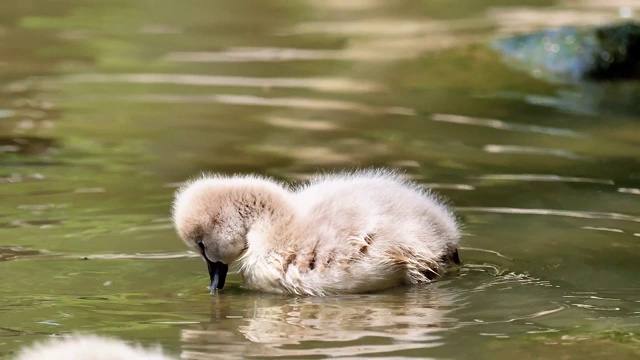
[458,207,640,223]
[475,174,614,185]
[431,113,584,138]
[0,0,639,359]
[180,289,456,359]
[55,73,385,93]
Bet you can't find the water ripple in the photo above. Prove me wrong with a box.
[291,18,488,37]
[1,219,61,228]
[563,294,621,301]
[458,207,640,223]
[476,174,614,185]
[165,47,342,63]
[126,94,416,116]
[0,109,16,118]
[461,305,566,326]
[0,173,45,183]
[0,246,44,262]
[80,251,198,260]
[618,188,640,195]
[581,226,624,233]
[432,113,583,138]
[423,183,475,191]
[56,73,383,93]
[460,246,514,260]
[572,303,620,311]
[264,116,340,131]
[483,145,588,160]
[472,272,556,291]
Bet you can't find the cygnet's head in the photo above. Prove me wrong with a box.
[172,175,282,291]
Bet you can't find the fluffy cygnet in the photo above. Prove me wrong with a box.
[14,334,172,360]
[172,169,461,296]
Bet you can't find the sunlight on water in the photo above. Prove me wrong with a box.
[476,174,615,185]
[458,207,640,223]
[165,47,348,63]
[618,187,640,195]
[56,73,385,93]
[432,113,583,138]
[84,93,418,116]
[264,116,340,131]
[482,145,589,160]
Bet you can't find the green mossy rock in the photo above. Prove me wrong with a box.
[491,22,640,82]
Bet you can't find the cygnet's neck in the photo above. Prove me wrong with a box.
[233,181,301,268]
[234,180,298,238]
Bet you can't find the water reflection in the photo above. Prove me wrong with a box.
[180,287,460,359]
[431,113,583,138]
[482,145,588,160]
[458,207,640,223]
[264,116,340,132]
[57,73,384,94]
[475,174,614,185]
[487,3,630,35]
[581,226,625,233]
[0,246,43,262]
[618,187,640,195]
[0,136,56,156]
[116,94,416,116]
[0,173,45,183]
[165,47,344,63]
[461,247,513,260]
[287,19,488,62]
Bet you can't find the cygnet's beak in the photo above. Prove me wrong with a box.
[206,259,228,291]
[197,241,229,292]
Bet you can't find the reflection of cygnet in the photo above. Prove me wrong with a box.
[173,169,461,295]
[240,290,456,344]
[179,286,461,359]
[15,335,173,360]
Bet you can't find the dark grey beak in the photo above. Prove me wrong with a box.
[207,260,228,290]
[197,241,229,291]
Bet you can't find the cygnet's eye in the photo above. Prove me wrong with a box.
[197,241,206,254]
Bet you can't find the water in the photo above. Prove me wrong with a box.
[1,0,640,358]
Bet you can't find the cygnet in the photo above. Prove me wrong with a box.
[172,169,461,296]
[14,334,172,360]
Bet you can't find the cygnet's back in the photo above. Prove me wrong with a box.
[297,170,459,245]
[279,170,460,294]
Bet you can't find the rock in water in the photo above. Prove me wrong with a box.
[491,22,640,82]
